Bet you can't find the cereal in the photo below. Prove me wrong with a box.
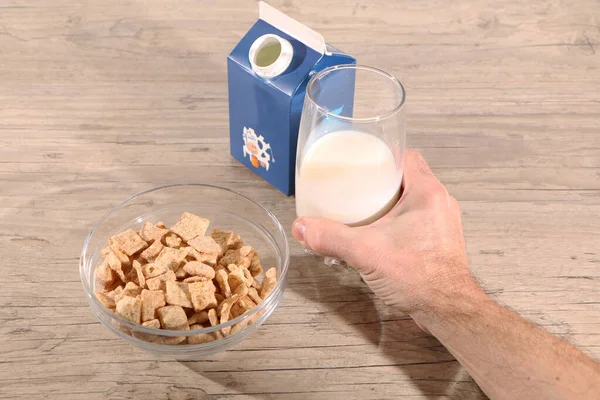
[170,212,210,242]
[260,267,277,299]
[249,252,263,277]
[94,291,115,310]
[227,264,247,292]
[183,261,215,280]
[146,270,176,291]
[187,311,209,326]
[215,269,231,298]
[230,235,244,250]
[130,260,146,288]
[163,232,184,249]
[217,294,240,317]
[115,282,142,303]
[106,251,127,282]
[233,283,249,298]
[108,246,131,269]
[220,298,235,336]
[214,292,225,304]
[96,261,116,290]
[210,229,235,254]
[139,221,167,243]
[142,319,160,329]
[247,287,263,305]
[183,276,207,283]
[218,246,253,268]
[139,239,164,263]
[141,289,166,322]
[93,214,278,345]
[175,266,188,280]
[157,305,188,330]
[231,296,256,319]
[116,296,142,324]
[105,285,124,301]
[142,262,169,279]
[165,281,193,308]
[243,268,261,290]
[187,236,221,265]
[207,308,224,339]
[188,329,216,344]
[110,229,148,256]
[154,247,186,271]
[188,281,218,312]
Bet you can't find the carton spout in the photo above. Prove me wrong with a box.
[249,34,294,79]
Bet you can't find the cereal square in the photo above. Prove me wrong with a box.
[141,289,166,322]
[170,212,210,242]
[231,295,256,319]
[94,291,115,310]
[175,266,188,280]
[154,247,186,271]
[129,259,146,288]
[247,287,262,305]
[110,229,148,256]
[96,261,116,291]
[227,264,246,292]
[142,262,169,279]
[183,261,215,280]
[218,246,253,268]
[249,252,263,277]
[115,282,142,303]
[187,236,221,264]
[187,311,209,326]
[188,330,216,344]
[139,221,167,243]
[157,305,188,330]
[188,281,218,312]
[215,269,231,298]
[106,251,127,282]
[108,245,131,269]
[260,267,277,299]
[142,319,160,329]
[116,296,142,324]
[139,239,164,263]
[165,281,193,308]
[163,232,184,249]
[145,270,176,291]
[210,229,234,255]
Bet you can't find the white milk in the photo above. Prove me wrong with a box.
[296,130,402,226]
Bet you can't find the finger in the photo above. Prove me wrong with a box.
[292,217,357,260]
[402,149,440,193]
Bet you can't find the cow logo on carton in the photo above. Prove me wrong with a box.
[242,127,274,171]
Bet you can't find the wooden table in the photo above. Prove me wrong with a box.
[1,0,599,398]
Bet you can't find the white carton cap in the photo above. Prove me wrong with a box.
[249,34,294,79]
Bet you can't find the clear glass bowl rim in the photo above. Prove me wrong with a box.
[79,183,290,338]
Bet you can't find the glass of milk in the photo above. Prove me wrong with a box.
[296,65,406,260]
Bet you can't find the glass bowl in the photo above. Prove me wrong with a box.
[79,184,289,359]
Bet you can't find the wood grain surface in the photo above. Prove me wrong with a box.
[1,0,599,398]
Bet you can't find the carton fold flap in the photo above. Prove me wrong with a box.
[259,1,327,55]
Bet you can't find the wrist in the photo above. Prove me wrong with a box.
[409,276,489,333]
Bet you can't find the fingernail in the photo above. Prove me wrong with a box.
[292,219,306,242]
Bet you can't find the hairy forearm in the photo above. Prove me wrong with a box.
[411,288,600,400]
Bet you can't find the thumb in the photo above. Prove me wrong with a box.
[292,217,356,260]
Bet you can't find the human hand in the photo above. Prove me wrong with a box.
[292,149,482,315]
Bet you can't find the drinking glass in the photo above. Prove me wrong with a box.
[295,65,406,264]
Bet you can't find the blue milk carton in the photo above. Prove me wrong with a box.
[227,1,355,195]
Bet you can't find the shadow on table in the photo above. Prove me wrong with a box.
[181,253,486,399]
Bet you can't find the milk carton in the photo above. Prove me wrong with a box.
[227,1,355,195]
